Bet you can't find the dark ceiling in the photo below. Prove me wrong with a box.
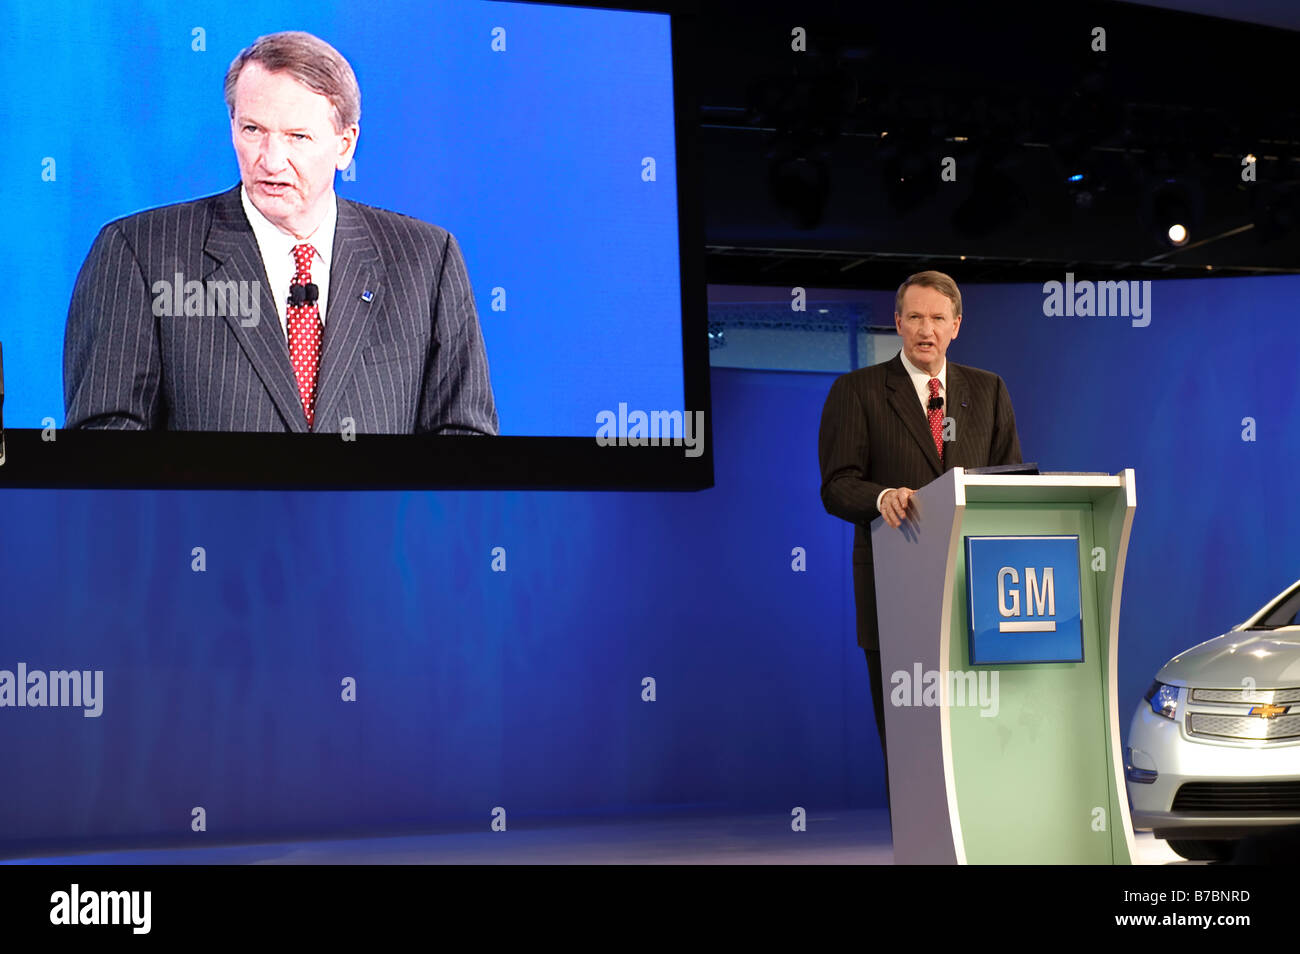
[691,0,1300,288]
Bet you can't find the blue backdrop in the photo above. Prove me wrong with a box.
[0,365,875,853]
[4,271,1300,849]
[0,0,684,435]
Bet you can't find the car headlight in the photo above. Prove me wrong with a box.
[1144,680,1179,720]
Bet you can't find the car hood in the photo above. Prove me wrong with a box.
[1157,627,1300,688]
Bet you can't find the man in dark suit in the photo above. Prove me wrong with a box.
[64,31,497,435]
[818,270,1021,775]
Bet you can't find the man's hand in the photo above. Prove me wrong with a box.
[880,487,917,529]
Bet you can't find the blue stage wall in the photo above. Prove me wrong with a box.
[0,366,875,854]
[3,273,1298,854]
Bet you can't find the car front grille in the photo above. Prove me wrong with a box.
[1184,686,1300,742]
[1187,712,1300,741]
[1172,781,1300,814]
[1191,687,1300,704]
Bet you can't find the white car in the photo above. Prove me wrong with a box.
[1125,578,1300,862]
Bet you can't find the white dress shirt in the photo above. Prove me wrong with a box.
[876,351,947,512]
[239,186,337,342]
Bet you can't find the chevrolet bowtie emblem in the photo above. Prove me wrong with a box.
[1249,703,1289,718]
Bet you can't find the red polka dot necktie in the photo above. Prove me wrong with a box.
[927,376,944,461]
[288,243,321,429]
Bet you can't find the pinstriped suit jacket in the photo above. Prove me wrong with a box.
[64,184,497,434]
[818,353,1021,650]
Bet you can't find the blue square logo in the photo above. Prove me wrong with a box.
[964,535,1084,665]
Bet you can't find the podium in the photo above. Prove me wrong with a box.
[872,468,1137,864]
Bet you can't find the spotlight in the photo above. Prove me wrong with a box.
[1068,171,1094,209]
[1141,176,1203,249]
[1063,162,1104,211]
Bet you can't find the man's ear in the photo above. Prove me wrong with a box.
[951,314,962,339]
[336,123,360,171]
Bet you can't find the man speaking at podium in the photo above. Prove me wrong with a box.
[818,271,1022,783]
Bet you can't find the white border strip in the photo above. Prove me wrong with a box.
[942,470,968,864]
[1107,468,1139,863]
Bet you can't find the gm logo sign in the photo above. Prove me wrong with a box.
[965,535,1084,665]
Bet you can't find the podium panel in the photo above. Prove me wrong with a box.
[872,470,1136,864]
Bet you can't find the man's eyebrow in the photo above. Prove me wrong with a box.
[235,116,311,133]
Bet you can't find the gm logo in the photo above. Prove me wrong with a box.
[997,567,1057,632]
[965,535,1084,665]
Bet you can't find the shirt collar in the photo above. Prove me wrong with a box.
[239,185,337,268]
[899,349,946,391]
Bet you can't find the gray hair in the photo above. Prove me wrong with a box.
[224,31,360,133]
[895,270,962,319]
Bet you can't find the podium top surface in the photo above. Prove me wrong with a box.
[955,469,1134,505]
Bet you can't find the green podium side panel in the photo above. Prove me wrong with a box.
[946,502,1125,864]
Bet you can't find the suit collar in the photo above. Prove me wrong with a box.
[202,184,385,433]
[885,353,942,477]
[943,363,972,468]
[897,349,946,395]
[883,351,910,389]
[312,196,384,431]
[945,362,969,417]
[203,185,308,432]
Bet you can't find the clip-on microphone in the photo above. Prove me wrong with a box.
[288,283,320,306]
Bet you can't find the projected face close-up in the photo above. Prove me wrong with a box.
[230,61,358,239]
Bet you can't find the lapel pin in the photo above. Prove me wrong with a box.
[361,290,373,303]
